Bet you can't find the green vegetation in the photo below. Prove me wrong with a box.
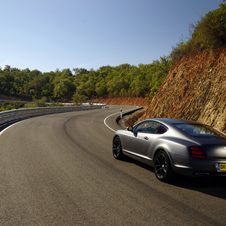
[171,1,226,63]
[72,93,88,106]
[24,97,48,108]
[0,100,25,111]
[0,55,172,103]
[0,99,48,111]
[0,99,66,112]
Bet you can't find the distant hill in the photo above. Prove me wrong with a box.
[139,49,226,133]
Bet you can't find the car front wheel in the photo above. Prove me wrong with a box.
[112,136,124,160]
[154,150,174,182]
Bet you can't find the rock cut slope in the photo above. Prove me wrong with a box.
[140,49,226,133]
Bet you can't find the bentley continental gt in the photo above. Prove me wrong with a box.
[112,118,226,182]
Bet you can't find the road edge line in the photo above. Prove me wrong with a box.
[0,121,22,136]
[104,107,138,132]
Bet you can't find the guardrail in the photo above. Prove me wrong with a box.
[0,105,105,125]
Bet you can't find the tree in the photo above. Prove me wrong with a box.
[53,78,75,100]
[4,65,11,71]
[96,80,107,97]
[72,93,87,106]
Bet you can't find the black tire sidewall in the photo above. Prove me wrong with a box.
[154,150,173,182]
[113,137,124,160]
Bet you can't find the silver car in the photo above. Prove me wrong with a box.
[112,118,226,182]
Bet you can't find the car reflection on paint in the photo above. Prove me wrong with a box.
[112,118,226,182]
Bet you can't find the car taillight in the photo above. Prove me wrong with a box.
[190,147,207,158]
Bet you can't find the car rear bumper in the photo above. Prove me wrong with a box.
[173,166,226,177]
[172,157,226,177]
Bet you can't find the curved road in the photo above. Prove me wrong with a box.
[0,106,226,225]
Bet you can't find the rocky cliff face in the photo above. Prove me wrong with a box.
[140,49,226,133]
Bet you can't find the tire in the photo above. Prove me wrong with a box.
[154,150,174,182]
[112,136,124,160]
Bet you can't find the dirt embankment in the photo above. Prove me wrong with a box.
[139,49,226,133]
[93,97,149,107]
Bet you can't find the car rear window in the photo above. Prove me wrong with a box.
[173,123,226,139]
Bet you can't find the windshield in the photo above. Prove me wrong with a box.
[173,123,226,139]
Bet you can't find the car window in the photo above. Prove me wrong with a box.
[134,121,165,134]
[154,124,168,134]
[173,123,226,139]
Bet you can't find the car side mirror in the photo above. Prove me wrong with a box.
[127,126,133,132]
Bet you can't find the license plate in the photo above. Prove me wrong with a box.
[217,163,226,172]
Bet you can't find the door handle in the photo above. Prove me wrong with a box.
[144,136,149,140]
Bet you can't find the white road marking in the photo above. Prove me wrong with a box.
[104,107,138,132]
[0,121,22,136]
[104,112,119,132]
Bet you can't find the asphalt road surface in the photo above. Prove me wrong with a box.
[0,106,226,225]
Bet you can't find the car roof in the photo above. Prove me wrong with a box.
[144,118,202,126]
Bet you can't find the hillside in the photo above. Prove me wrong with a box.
[139,49,226,133]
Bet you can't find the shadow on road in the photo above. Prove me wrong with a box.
[122,156,226,200]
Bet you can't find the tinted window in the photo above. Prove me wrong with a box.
[173,123,226,139]
[154,124,168,134]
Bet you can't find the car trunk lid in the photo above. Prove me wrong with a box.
[192,137,226,158]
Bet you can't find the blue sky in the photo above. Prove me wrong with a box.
[0,0,223,72]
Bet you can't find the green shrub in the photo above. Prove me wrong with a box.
[0,100,25,111]
[170,41,197,63]
[24,97,47,108]
[191,2,226,53]
[49,102,64,107]
[72,93,87,106]
[170,1,226,63]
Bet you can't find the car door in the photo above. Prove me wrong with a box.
[123,121,160,156]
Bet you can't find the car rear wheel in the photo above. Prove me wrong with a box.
[113,137,124,160]
[154,150,174,182]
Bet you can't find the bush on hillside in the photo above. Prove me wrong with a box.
[0,101,25,111]
[170,1,226,63]
[191,2,226,53]
[24,97,47,108]
[72,93,87,106]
